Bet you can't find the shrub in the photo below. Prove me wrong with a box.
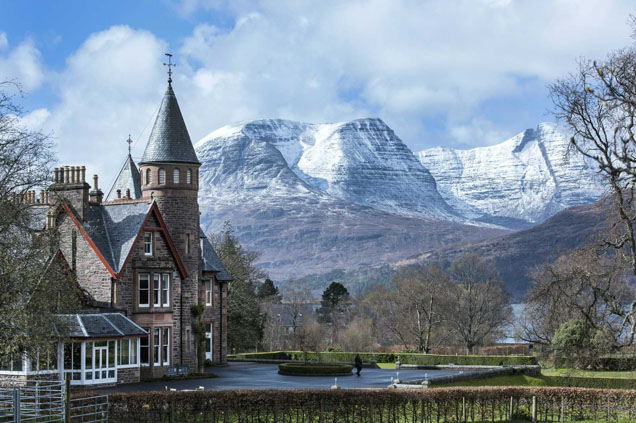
[231,351,537,366]
[278,363,353,376]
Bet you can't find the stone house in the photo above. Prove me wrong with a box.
[2,79,231,386]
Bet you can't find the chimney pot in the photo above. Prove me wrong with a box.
[64,166,70,184]
[117,189,121,199]
[126,188,130,198]
[93,174,99,191]
[81,166,86,183]
[54,167,59,183]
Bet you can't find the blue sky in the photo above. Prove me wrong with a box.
[1,0,634,187]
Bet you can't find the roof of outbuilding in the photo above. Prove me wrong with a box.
[105,154,142,202]
[140,85,200,165]
[54,313,147,339]
[200,229,232,281]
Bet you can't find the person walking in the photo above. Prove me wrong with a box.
[354,354,363,376]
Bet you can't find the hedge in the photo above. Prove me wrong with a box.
[278,363,353,376]
[231,351,537,366]
[103,387,636,423]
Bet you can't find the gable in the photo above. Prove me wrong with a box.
[55,200,187,280]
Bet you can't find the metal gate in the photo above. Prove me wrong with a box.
[0,380,64,422]
[0,379,108,423]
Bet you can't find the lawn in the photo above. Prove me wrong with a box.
[541,368,636,379]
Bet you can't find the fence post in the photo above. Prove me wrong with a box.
[13,388,20,423]
[532,396,537,423]
[462,397,466,422]
[560,397,564,422]
[65,373,71,423]
[509,396,513,422]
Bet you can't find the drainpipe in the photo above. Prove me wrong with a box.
[110,277,115,308]
[219,280,223,363]
[180,277,184,366]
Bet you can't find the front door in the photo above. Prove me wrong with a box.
[94,346,108,380]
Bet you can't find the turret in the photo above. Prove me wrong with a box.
[138,76,201,368]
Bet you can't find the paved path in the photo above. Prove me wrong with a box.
[99,362,481,393]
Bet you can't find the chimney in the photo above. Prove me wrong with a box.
[48,164,91,221]
[89,174,104,205]
[89,173,104,206]
[126,188,131,199]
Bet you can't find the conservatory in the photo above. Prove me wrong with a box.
[0,313,147,386]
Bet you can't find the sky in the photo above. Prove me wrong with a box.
[0,0,634,189]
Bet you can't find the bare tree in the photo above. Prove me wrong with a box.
[363,265,450,353]
[549,33,636,343]
[446,254,512,354]
[0,82,79,362]
[519,247,634,353]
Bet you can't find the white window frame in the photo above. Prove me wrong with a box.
[173,168,180,184]
[162,273,170,307]
[118,338,139,368]
[140,332,150,367]
[143,232,152,256]
[162,328,170,366]
[153,328,161,366]
[186,169,192,184]
[205,280,212,306]
[159,168,166,185]
[153,274,161,307]
[138,274,150,308]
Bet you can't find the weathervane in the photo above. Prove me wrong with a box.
[164,53,175,86]
[126,134,133,155]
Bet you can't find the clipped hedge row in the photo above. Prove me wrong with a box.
[105,387,636,423]
[231,351,537,366]
[278,363,353,376]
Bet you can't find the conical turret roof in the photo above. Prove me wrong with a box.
[106,154,142,201]
[140,84,200,165]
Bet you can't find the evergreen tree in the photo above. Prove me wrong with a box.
[213,222,265,352]
[257,278,280,299]
[318,282,350,324]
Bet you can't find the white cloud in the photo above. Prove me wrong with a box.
[30,0,636,191]
[0,37,45,91]
[0,32,8,50]
[449,118,513,147]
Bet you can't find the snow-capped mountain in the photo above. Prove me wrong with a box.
[196,118,457,220]
[416,123,604,227]
[194,118,501,279]
[194,118,604,279]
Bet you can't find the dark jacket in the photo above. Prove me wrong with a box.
[354,354,362,368]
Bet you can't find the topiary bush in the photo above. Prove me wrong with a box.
[278,363,353,376]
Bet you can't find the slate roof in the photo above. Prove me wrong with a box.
[54,313,147,339]
[140,85,200,165]
[105,154,142,202]
[200,229,232,281]
[82,202,151,273]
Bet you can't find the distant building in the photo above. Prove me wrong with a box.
[1,75,231,387]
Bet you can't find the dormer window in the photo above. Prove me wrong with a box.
[186,169,192,185]
[146,169,151,185]
[173,168,180,184]
[159,169,166,185]
[144,232,152,256]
